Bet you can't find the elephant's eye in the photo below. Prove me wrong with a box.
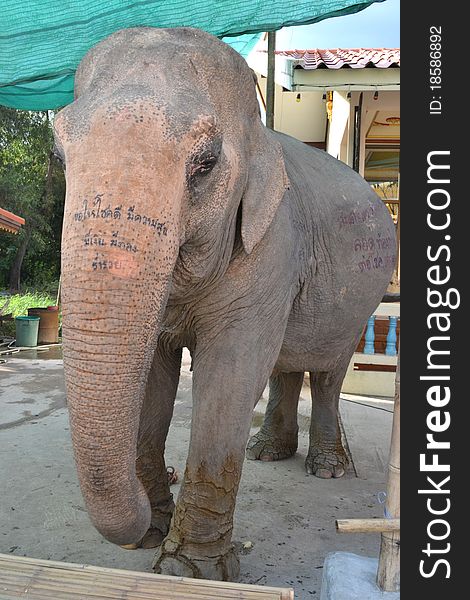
[194,151,217,176]
[189,136,222,180]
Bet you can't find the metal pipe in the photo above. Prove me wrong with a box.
[353,92,363,172]
[266,31,276,130]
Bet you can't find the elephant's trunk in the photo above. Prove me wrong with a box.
[65,366,152,545]
[61,149,183,545]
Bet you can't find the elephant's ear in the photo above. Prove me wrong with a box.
[241,128,290,254]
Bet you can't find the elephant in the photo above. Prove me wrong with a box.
[54,27,397,582]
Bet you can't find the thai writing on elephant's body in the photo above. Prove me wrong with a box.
[110,231,138,253]
[338,206,375,228]
[353,236,395,252]
[353,232,396,273]
[83,229,106,247]
[91,254,126,271]
[83,230,138,253]
[357,254,396,273]
[74,196,121,221]
[127,206,168,235]
[74,196,168,236]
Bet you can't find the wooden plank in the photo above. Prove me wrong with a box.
[374,303,400,318]
[353,363,396,373]
[0,554,294,600]
[336,518,400,533]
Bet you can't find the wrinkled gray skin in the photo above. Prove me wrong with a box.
[54,27,397,582]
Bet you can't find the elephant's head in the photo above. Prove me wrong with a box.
[54,28,288,546]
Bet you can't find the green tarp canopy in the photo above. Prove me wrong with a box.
[0,0,384,110]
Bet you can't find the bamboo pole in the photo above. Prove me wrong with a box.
[0,553,294,600]
[377,347,400,591]
[336,518,400,534]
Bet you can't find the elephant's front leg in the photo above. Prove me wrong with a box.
[135,343,182,549]
[153,324,286,581]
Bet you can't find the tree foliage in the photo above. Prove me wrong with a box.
[0,107,65,290]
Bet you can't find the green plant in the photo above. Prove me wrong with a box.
[0,289,60,339]
[5,291,56,316]
[0,107,65,291]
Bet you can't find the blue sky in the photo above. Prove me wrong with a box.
[277,0,400,49]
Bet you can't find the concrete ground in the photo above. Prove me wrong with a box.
[0,347,394,599]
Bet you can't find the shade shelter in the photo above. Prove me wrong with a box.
[1,0,385,109]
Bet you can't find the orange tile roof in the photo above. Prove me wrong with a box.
[274,48,400,69]
[0,207,25,234]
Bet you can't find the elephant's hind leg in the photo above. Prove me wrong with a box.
[135,345,182,548]
[246,371,304,461]
[306,357,350,479]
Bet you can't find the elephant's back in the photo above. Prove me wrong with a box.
[273,131,397,370]
[275,129,396,259]
[275,131,381,214]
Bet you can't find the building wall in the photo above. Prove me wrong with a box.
[255,75,400,179]
[256,76,327,143]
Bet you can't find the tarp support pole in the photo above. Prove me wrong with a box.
[266,31,276,130]
[353,91,363,172]
[377,346,400,591]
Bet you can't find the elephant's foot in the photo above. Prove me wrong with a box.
[152,538,240,581]
[139,526,167,549]
[246,428,297,461]
[305,443,348,478]
[139,497,175,549]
